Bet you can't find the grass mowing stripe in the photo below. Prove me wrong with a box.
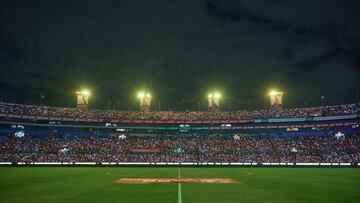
[178,168,182,203]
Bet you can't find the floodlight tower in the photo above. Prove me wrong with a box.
[269,90,283,109]
[208,92,221,111]
[138,92,151,111]
[76,90,90,109]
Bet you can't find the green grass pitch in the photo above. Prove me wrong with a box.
[0,167,359,203]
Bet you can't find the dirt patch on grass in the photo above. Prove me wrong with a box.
[113,178,239,184]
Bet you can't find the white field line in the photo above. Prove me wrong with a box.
[178,168,182,203]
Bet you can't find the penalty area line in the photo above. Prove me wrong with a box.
[178,168,182,203]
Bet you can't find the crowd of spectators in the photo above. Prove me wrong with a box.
[0,134,358,163]
[0,103,112,120]
[0,102,359,121]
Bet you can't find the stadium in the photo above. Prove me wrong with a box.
[2,1,360,203]
[0,98,359,202]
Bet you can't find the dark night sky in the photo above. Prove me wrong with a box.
[1,0,360,110]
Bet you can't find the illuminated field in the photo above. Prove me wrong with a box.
[0,167,359,203]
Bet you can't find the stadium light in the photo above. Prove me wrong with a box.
[82,90,90,96]
[76,89,91,109]
[137,92,145,99]
[137,91,152,111]
[214,92,221,99]
[208,92,221,98]
[76,89,91,96]
[268,89,284,109]
[207,91,221,110]
[268,90,283,96]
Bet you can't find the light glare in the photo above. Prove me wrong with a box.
[269,90,283,96]
[77,89,90,96]
[138,92,145,98]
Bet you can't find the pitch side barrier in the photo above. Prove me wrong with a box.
[0,118,359,131]
[0,162,358,167]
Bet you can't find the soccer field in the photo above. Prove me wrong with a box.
[0,167,359,203]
